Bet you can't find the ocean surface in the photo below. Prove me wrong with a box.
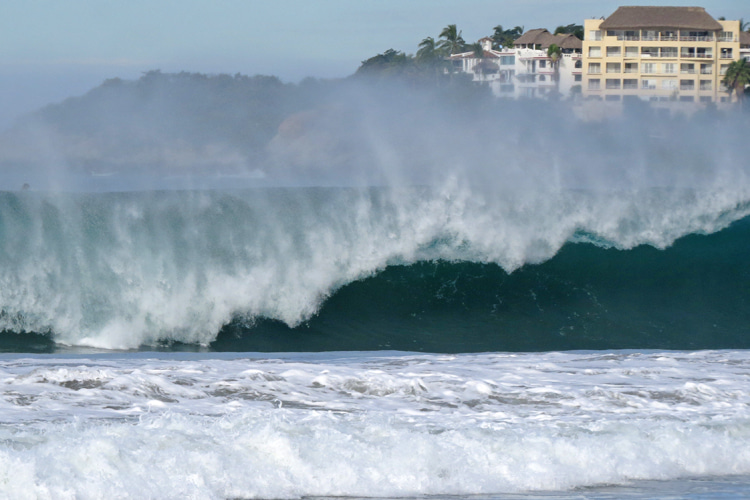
[0,185,749,499]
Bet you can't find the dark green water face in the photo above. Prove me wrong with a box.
[209,217,750,353]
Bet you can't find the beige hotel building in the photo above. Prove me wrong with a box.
[582,6,741,104]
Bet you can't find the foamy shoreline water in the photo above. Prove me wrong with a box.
[1,349,748,499]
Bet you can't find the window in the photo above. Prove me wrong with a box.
[575,59,582,69]
[588,79,601,90]
[720,31,734,42]
[624,62,638,73]
[662,79,678,90]
[680,63,695,74]
[680,79,695,91]
[539,60,546,69]
[589,30,602,41]
[606,62,621,73]
[589,46,601,57]
[500,55,515,65]
[642,30,658,40]
[696,47,712,58]
[660,47,678,58]
[624,30,639,40]
[720,64,729,75]
[663,63,676,74]
[606,79,621,89]
[660,30,677,41]
[700,63,713,75]
[539,75,546,81]
[681,47,696,58]
[625,47,639,58]
[721,48,733,59]
[700,80,712,91]
[641,62,657,73]
[606,46,621,57]
[642,79,657,90]
[641,47,659,58]
[588,62,601,74]
[623,79,638,89]
[574,74,582,82]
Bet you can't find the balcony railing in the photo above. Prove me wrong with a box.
[680,36,714,41]
[680,69,696,74]
[623,83,638,89]
[700,68,713,75]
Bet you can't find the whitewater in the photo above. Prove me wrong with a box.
[1,350,749,499]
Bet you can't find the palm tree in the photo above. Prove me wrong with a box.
[417,36,440,63]
[417,36,446,84]
[492,25,525,49]
[547,43,563,98]
[741,18,750,32]
[722,59,750,105]
[438,24,466,55]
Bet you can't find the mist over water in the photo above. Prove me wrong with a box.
[0,75,750,350]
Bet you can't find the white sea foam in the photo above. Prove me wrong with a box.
[0,185,749,348]
[0,350,748,499]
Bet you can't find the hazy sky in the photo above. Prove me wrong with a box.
[0,0,747,128]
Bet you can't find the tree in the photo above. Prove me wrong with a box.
[554,23,584,40]
[492,25,524,49]
[417,37,440,63]
[416,37,448,84]
[741,18,750,32]
[722,59,750,106]
[355,49,412,78]
[438,24,466,55]
[547,43,563,97]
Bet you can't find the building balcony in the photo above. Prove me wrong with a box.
[679,35,714,42]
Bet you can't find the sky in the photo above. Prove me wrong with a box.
[0,0,747,128]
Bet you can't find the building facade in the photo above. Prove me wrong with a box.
[449,30,582,100]
[582,6,741,104]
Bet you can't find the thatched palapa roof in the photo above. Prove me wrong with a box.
[513,29,582,50]
[599,6,722,31]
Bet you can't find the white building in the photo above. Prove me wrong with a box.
[448,30,583,100]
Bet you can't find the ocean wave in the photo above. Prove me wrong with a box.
[0,185,749,349]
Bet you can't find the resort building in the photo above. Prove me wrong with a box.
[582,6,741,104]
[449,30,582,100]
